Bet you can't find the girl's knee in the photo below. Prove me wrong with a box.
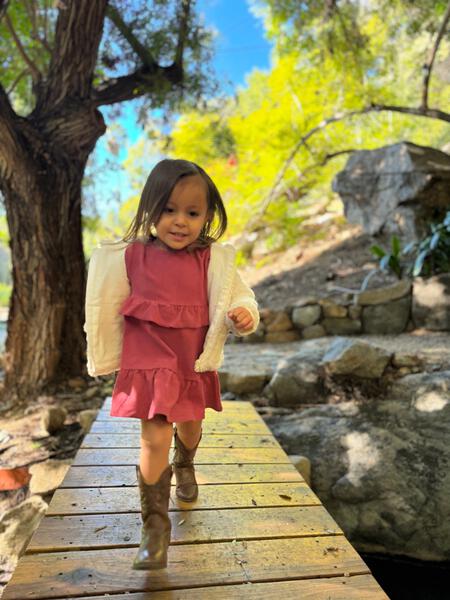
[140,415,173,451]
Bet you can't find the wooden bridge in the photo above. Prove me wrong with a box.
[2,399,388,599]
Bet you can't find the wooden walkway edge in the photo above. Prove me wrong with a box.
[2,400,389,599]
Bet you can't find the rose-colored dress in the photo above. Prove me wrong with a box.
[110,238,222,422]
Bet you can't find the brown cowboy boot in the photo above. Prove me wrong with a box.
[172,427,202,501]
[133,464,172,570]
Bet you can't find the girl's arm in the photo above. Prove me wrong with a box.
[224,269,260,337]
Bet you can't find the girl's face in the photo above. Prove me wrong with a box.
[154,175,211,251]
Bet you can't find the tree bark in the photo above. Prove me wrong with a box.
[0,99,106,408]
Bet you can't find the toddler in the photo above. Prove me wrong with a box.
[84,158,260,570]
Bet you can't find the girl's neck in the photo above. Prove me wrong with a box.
[151,236,186,253]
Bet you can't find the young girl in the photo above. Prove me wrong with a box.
[84,158,260,571]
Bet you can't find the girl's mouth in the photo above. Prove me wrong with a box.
[170,232,187,239]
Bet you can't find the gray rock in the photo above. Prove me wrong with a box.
[266,339,331,407]
[321,337,392,378]
[412,274,450,330]
[332,141,450,242]
[357,279,412,306]
[265,311,294,333]
[225,371,269,395]
[361,295,411,334]
[40,407,67,435]
[302,324,326,339]
[0,495,48,569]
[322,317,362,335]
[265,330,301,343]
[291,304,321,328]
[78,409,99,434]
[29,459,72,495]
[268,370,450,560]
[320,300,347,318]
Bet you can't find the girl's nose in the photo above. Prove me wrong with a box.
[174,214,187,226]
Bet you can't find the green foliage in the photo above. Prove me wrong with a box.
[371,211,450,279]
[405,211,450,277]
[371,235,404,279]
[0,282,11,307]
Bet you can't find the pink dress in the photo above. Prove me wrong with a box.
[110,238,222,422]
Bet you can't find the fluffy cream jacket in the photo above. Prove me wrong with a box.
[84,237,260,377]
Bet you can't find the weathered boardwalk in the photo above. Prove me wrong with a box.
[2,400,388,599]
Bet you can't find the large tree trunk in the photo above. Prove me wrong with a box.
[0,103,106,410]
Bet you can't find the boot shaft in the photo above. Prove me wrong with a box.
[135,464,172,524]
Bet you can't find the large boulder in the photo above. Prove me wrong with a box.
[267,370,450,561]
[265,338,331,407]
[332,142,450,242]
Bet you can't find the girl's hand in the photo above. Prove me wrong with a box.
[227,307,254,333]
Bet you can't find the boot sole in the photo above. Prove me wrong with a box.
[132,561,167,570]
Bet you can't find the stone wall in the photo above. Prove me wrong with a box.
[230,273,450,344]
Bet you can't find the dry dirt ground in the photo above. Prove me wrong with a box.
[240,224,399,310]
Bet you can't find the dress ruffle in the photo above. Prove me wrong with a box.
[119,294,209,328]
[110,368,222,422]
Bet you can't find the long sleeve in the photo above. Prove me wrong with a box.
[224,268,260,337]
[83,244,130,376]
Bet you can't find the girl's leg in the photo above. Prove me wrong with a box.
[140,414,174,484]
[175,419,203,449]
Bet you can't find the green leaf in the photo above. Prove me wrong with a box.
[391,235,401,256]
[370,245,386,258]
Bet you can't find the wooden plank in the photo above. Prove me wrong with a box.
[47,480,321,515]
[60,463,304,488]
[89,419,271,435]
[81,432,281,448]
[72,447,290,466]
[2,536,371,599]
[28,505,340,552]
[48,481,316,512]
[46,574,389,599]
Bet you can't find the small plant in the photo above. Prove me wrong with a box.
[370,211,450,279]
[371,234,403,279]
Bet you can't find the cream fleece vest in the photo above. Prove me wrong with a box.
[84,237,260,377]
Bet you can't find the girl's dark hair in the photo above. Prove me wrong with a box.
[122,159,227,252]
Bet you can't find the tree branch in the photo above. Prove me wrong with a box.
[92,62,184,107]
[97,0,191,107]
[4,12,41,84]
[174,0,191,71]
[422,0,450,109]
[6,69,28,95]
[37,0,108,112]
[243,102,450,235]
[105,4,158,70]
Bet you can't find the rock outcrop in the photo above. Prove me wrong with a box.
[332,142,450,242]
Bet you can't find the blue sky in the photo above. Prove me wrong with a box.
[90,0,272,216]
